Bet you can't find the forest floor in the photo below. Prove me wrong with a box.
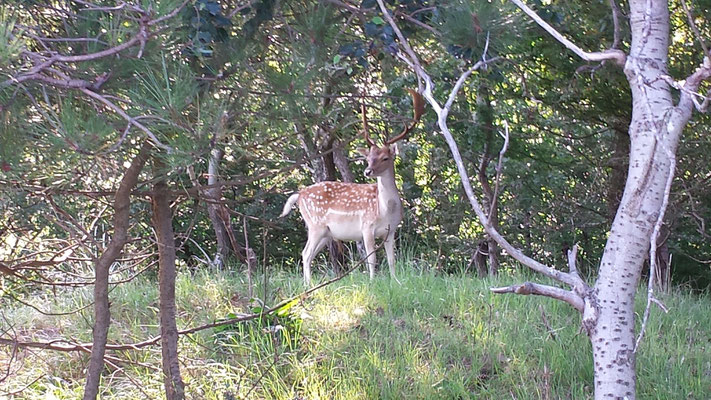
[1,261,710,399]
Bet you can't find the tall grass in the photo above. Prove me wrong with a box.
[1,258,710,399]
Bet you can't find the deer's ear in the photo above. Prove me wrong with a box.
[356,148,369,157]
[389,143,399,156]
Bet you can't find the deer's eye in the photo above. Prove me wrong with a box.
[382,157,390,161]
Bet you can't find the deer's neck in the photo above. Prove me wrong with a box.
[376,169,402,216]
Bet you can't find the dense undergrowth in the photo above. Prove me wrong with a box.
[1,259,710,399]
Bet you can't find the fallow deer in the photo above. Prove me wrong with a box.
[280,89,425,286]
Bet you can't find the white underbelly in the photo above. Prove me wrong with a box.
[327,222,364,241]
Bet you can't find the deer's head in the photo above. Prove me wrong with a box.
[358,89,424,178]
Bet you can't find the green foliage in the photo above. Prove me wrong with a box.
[215,298,303,350]
[0,8,23,66]
[180,0,231,59]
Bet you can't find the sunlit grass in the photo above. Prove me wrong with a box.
[1,259,710,399]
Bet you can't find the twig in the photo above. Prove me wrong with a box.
[0,319,17,384]
[4,292,94,316]
[244,216,254,299]
[244,351,280,398]
[539,304,557,341]
[322,0,364,15]
[148,0,191,26]
[72,0,128,12]
[1,374,45,397]
[634,138,675,352]
[488,121,509,219]
[79,88,172,151]
[566,243,581,279]
[394,10,441,36]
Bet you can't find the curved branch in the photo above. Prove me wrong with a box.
[511,0,626,66]
[376,0,590,297]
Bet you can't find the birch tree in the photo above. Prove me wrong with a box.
[375,0,711,398]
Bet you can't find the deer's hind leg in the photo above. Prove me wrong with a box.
[301,227,330,286]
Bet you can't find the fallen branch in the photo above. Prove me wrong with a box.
[490,282,584,312]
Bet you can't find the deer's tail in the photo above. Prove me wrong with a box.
[279,193,300,218]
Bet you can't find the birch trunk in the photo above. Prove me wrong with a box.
[589,1,689,397]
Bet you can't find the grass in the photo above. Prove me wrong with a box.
[1,259,710,399]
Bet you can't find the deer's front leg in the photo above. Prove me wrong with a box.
[384,229,399,283]
[362,227,377,280]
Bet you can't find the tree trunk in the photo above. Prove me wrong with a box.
[205,145,231,267]
[83,142,151,400]
[590,2,686,397]
[475,82,500,275]
[151,160,186,400]
[470,239,489,277]
[333,140,355,183]
[655,225,671,292]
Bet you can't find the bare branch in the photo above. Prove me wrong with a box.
[490,282,584,312]
[147,0,191,26]
[489,121,510,219]
[539,304,558,341]
[4,0,186,87]
[676,57,711,113]
[566,243,582,280]
[323,0,364,14]
[608,0,622,49]
[634,145,676,353]
[48,24,147,64]
[510,0,626,66]
[394,10,441,37]
[4,292,94,317]
[72,0,129,12]
[679,0,709,58]
[375,0,428,88]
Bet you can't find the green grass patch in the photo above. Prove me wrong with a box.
[1,262,710,399]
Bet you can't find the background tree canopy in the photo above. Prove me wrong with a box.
[1,0,710,398]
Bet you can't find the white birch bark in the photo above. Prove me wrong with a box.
[590,1,697,397]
